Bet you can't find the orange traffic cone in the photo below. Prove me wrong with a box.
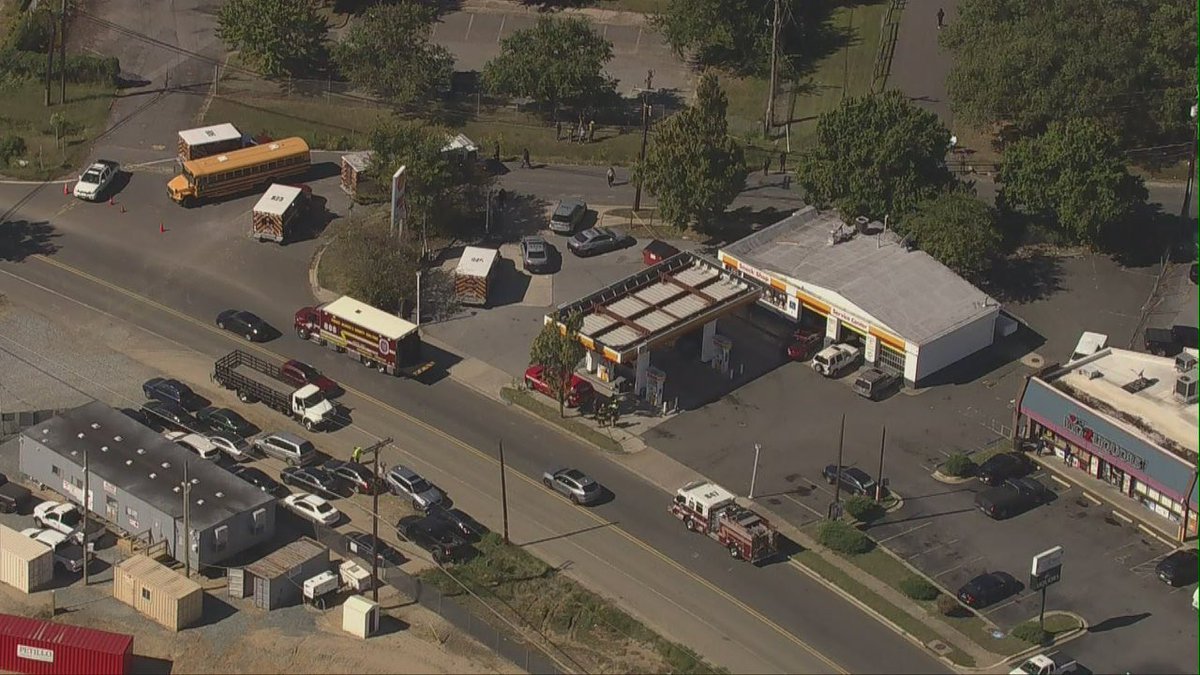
[63,182,69,195]
[159,223,165,234]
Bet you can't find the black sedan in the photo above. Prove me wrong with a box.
[324,459,379,494]
[567,227,633,257]
[428,506,484,541]
[1155,549,1198,587]
[957,571,1019,609]
[823,465,878,496]
[230,466,286,497]
[280,466,346,499]
[975,477,1052,520]
[140,400,196,431]
[216,309,271,342]
[397,514,470,564]
[196,407,257,437]
[142,377,197,409]
[977,452,1033,486]
[346,532,406,567]
[120,407,164,432]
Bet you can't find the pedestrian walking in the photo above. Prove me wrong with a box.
[521,148,531,168]
[555,120,562,140]
[577,123,586,144]
[493,140,500,163]
[762,157,770,177]
[606,166,615,188]
[588,120,596,143]
[936,7,945,29]
[778,150,787,174]
[497,188,507,208]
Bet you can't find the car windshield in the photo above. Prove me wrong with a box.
[299,391,325,407]
[82,170,101,183]
[814,355,829,365]
[314,501,333,514]
[293,363,318,379]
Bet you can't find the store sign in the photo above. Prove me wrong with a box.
[737,260,774,286]
[17,645,54,663]
[103,480,116,494]
[864,334,878,363]
[1029,545,1063,591]
[830,306,870,333]
[1064,413,1148,470]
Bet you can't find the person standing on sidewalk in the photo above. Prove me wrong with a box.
[588,119,596,143]
[521,148,531,168]
[762,157,770,177]
[936,7,945,29]
[493,140,500,163]
[606,166,615,188]
[778,150,787,174]
[555,120,562,140]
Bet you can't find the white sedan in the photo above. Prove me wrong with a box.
[283,492,340,526]
[73,160,119,201]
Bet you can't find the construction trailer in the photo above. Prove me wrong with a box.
[233,537,329,610]
[251,184,308,244]
[454,246,500,307]
[0,524,53,593]
[113,554,203,631]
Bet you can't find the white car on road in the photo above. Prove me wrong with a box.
[73,160,119,201]
[283,492,340,526]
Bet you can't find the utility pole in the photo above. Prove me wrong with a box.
[81,446,90,585]
[59,0,67,103]
[633,93,650,212]
[44,9,56,107]
[414,271,421,326]
[498,440,510,544]
[748,443,762,499]
[182,461,191,578]
[1181,104,1198,219]
[875,427,887,502]
[763,0,782,135]
[829,414,845,520]
[355,437,391,603]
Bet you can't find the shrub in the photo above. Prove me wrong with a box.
[0,50,119,85]
[816,519,873,555]
[941,452,976,478]
[1011,621,1050,645]
[844,494,884,522]
[899,576,940,601]
[0,134,26,165]
[936,594,963,616]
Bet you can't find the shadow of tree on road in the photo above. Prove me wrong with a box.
[0,220,59,262]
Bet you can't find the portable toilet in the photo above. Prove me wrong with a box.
[342,595,380,639]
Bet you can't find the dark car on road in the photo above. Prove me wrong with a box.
[549,198,587,234]
[281,466,346,499]
[957,571,1019,608]
[823,465,878,496]
[1155,549,1198,587]
[196,407,257,437]
[120,407,164,432]
[975,477,1052,519]
[230,465,286,497]
[520,235,553,273]
[977,452,1033,486]
[280,359,339,396]
[397,514,470,564]
[216,309,272,342]
[324,459,379,494]
[140,400,196,431]
[428,506,484,541]
[346,532,405,567]
[568,227,632,257]
[142,377,197,409]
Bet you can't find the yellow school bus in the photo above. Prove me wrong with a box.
[167,137,310,205]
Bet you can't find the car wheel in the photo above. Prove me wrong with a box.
[297,328,310,340]
[378,363,387,374]
[825,475,836,485]
[570,493,579,505]
[543,477,553,488]
[286,457,296,467]
[411,499,422,511]
[684,517,696,532]
[364,359,376,369]
[237,390,251,402]
[245,333,254,342]
[729,544,741,559]
[34,517,44,528]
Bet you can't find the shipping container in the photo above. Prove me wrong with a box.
[0,524,54,594]
[113,555,203,631]
[244,537,328,610]
[0,613,132,675]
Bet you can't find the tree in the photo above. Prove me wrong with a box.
[795,91,955,221]
[634,71,747,232]
[941,0,1196,152]
[529,312,585,418]
[483,16,614,113]
[998,119,1148,247]
[899,191,1002,282]
[367,120,459,238]
[652,0,821,75]
[333,1,454,105]
[217,0,328,77]
[337,216,420,312]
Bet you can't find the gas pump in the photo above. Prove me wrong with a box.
[646,367,666,409]
[711,335,733,375]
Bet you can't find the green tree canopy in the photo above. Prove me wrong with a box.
[368,120,459,238]
[634,71,747,232]
[795,90,955,220]
[217,0,328,77]
[482,16,614,111]
[336,216,420,312]
[941,0,1197,153]
[529,312,586,418]
[899,191,1002,282]
[333,1,454,105]
[653,0,826,75]
[998,119,1147,247]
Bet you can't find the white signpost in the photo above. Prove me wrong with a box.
[389,166,407,238]
[1029,545,1064,629]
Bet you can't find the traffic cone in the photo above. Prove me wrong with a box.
[62,182,69,195]
[159,223,165,234]
[108,196,114,206]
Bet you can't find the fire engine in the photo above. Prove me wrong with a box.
[669,481,778,563]
[294,295,434,377]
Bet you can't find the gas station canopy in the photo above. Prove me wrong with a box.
[547,252,765,364]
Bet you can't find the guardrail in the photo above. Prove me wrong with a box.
[872,0,904,93]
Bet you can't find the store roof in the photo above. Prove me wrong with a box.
[21,402,274,531]
[253,184,303,216]
[550,252,764,363]
[1052,347,1198,459]
[720,207,999,344]
[178,123,240,146]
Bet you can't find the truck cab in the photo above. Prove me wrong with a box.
[812,344,861,377]
[33,501,102,545]
[1009,653,1078,675]
[293,384,336,429]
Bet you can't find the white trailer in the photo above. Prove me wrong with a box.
[177,123,243,162]
[454,246,500,307]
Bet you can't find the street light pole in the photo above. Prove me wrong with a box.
[81,447,89,585]
[749,443,762,499]
[498,440,510,544]
[1181,104,1197,219]
[829,414,845,520]
[875,427,887,502]
[633,93,650,212]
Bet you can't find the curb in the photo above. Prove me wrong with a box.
[931,470,974,485]
[981,611,1090,673]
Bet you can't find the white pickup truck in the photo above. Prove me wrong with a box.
[33,501,103,545]
[1010,653,1078,675]
[812,343,862,377]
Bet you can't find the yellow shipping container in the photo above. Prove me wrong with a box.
[0,524,53,593]
[113,554,203,631]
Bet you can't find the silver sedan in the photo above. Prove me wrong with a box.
[542,468,603,505]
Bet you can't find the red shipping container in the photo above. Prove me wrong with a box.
[0,613,132,675]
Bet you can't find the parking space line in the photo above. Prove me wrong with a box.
[932,556,984,579]
[782,493,825,519]
[1050,474,1071,489]
[497,15,506,42]
[634,27,641,53]
[1137,523,1176,547]
[904,538,958,561]
[1112,510,1133,524]
[464,14,474,40]
[1107,541,1137,558]
[1082,491,1101,505]
[876,521,931,544]
[982,596,1026,615]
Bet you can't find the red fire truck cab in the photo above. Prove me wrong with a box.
[669,480,778,563]
[295,295,434,377]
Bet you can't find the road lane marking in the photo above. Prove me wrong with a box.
[876,521,931,544]
[932,556,984,579]
[23,254,847,674]
[464,14,474,40]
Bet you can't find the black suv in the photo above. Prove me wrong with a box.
[1155,549,1198,587]
[230,466,286,497]
[196,407,257,437]
[822,465,878,496]
[397,514,470,564]
[976,452,1033,486]
[142,377,197,409]
[975,477,1051,519]
[140,400,196,431]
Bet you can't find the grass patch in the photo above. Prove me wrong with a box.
[421,532,726,674]
[792,550,975,668]
[203,95,387,149]
[938,610,1080,657]
[501,386,624,454]
[0,81,115,180]
[461,115,647,167]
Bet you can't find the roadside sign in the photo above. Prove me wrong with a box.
[1030,545,1064,590]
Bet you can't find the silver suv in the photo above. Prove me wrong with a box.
[386,465,445,510]
[254,432,317,466]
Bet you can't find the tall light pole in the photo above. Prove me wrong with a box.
[1181,104,1197,219]
[875,427,887,503]
[828,414,846,520]
[81,446,90,585]
[633,91,650,212]
[749,443,762,499]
